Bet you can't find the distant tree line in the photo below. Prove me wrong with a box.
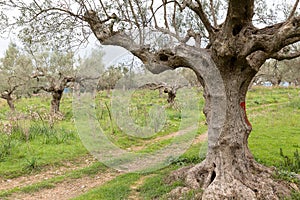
[253,55,300,87]
[0,43,201,115]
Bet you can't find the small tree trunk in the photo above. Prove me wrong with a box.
[164,87,177,105]
[6,96,15,112]
[277,79,282,86]
[159,88,163,98]
[50,90,63,114]
[1,93,15,112]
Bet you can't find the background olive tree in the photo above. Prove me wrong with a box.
[0,42,33,111]
[30,48,77,114]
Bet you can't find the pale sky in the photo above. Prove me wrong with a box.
[0,38,10,56]
[0,34,128,67]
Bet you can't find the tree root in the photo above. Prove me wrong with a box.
[166,159,293,200]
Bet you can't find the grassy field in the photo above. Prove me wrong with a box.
[0,87,299,199]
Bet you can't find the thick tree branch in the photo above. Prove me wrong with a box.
[223,0,254,36]
[83,10,192,74]
[240,16,300,62]
[246,51,268,71]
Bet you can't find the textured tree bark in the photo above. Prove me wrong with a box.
[50,90,63,114]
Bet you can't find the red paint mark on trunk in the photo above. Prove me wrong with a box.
[240,102,252,127]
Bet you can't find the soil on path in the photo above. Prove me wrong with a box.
[8,170,120,200]
[0,154,96,191]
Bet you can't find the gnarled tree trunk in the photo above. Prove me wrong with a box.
[168,47,291,199]
[50,90,63,114]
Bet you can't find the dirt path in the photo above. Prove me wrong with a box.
[127,175,155,200]
[8,170,120,200]
[192,131,208,144]
[0,126,209,200]
[130,125,206,151]
[126,130,208,200]
[0,155,97,191]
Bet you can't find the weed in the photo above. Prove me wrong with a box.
[169,156,201,167]
[274,170,299,184]
[281,191,300,200]
[0,135,16,161]
[24,156,40,172]
[279,148,300,173]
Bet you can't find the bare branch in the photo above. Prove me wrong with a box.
[148,0,181,26]
[155,27,182,42]
[23,7,84,24]
[209,0,217,27]
[99,0,109,17]
[133,0,146,26]
[288,0,300,20]
[127,0,140,29]
[150,0,158,28]
[270,50,300,61]
[184,0,215,36]
[127,0,142,43]
[162,0,169,29]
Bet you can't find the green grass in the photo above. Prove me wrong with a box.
[0,87,299,199]
[247,87,300,168]
[139,170,184,200]
[0,127,87,178]
[0,95,88,179]
[94,89,204,149]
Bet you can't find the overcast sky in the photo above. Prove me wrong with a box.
[0,38,10,56]
[0,34,128,66]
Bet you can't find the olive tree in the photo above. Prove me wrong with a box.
[285,57,300,85]
[0,42,32,111]
[97,66,125,92]
[77,47,105,92]
[1,0,300,198]
[31,49,77,114]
